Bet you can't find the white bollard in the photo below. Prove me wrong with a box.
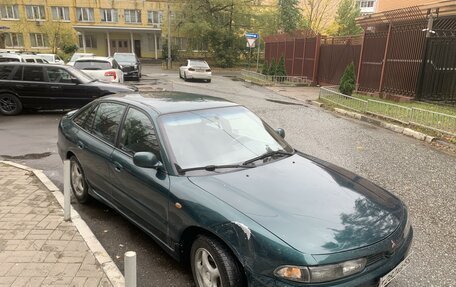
[125,251,137,287]
[63,160,71,221]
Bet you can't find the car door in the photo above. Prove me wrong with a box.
[77,102,127,200]
[110,107,170,243]
[13,65,51,108]
[45,66,90,109]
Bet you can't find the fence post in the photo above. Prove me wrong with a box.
[356,30,366,92]
[312,34,321,85]
[301,37,307,77]
[291,38,296,76]
[63,160,71,221]
[125,251,137,287]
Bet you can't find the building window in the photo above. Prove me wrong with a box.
[30,33,48,47]
[5,33,23,47]
[0,5,19,20]
[78,35,97,49]
[25,5,46,20]
[147,11,162,26]
[51,7,70,21]
[101,9,118,22]
[76,7,94,22]
[125,10,141,24]
[360,1,375,8]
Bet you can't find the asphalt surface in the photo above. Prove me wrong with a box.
[0,65,455,286]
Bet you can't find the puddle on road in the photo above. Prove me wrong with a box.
[1,152,52,160]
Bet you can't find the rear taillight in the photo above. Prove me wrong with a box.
[206,69,211,72]
[104,71,117,80]
[188,68,195,71]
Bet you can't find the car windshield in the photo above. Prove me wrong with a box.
[65,66,96,83]
[74,60,112,70]
[114,54,136,62]
[159,106,293,170]
[189,60,209,67]
[39,55,53,62]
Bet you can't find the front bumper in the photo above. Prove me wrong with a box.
[248,228,413,287]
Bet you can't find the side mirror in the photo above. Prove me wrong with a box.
[133,152,161,168]
[276,128,285,139]
[71,77,80,84]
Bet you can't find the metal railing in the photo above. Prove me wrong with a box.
[319,87,368,112]
[319,87,456,136]
[241,70,310,86]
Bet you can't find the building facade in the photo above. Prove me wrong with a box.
[376,0,440,12]
[356,0,378,15]
[0,0,165,58]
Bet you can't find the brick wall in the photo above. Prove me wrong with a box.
[377,0,440,12]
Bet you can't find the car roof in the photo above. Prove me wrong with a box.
[74,56,112,62]
[102,92,238,115]
[0,62,69,68]
[0,53,21,58]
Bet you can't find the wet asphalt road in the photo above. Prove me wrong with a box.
[0,67,455,286]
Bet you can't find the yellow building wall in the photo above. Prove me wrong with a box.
[377,0,440,12]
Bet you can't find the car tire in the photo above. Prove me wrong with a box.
[179,70,182,79]
[207,79,211,83]
[70,156,90,203]
[191,235,245,287]
[184,72,188,81]
[0,93,22,116]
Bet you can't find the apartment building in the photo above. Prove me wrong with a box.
[356,0,378,15]
[0,0,165,58]
[377,0,440,12]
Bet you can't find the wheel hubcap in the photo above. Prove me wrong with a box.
[71,161,85,196]
[0,97,16,112]
[195,248,221,287]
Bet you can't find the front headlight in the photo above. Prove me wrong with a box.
[274,258,367,283]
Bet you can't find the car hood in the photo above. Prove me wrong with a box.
[189,154,403,255]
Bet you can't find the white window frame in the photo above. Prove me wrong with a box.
[30,33,48,48]
[51,6,70,21]
[76,7,94,22]
[147,11,162,26]
[25,5,46,20]
[0,5,19,20]
[5,33,23,47]
[101,9,118,23]
[125,9,141,24]
[78,35,97,49]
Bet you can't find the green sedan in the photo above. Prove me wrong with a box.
[57,92,413,287]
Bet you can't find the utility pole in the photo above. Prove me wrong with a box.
[167,3,172,69]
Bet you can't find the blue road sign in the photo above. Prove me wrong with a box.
[245,33,259,39]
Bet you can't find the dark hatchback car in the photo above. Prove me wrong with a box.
[57,93,413,287]
[113,53,141,80]
[0,63,137,115]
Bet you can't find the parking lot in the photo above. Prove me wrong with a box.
[0,65,455,286]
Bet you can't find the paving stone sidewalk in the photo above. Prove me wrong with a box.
[0,163,112,287]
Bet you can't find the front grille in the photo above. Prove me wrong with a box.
[122,66,135,72]
[366,252,385,266]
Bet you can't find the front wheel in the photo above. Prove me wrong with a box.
[0,94,22,115]
[191,235,245,287]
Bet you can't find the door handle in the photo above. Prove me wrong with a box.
[50,86,61,89]
[77,141,85,150]
[114,162,123,172]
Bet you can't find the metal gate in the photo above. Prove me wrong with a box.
[419,18,456,104]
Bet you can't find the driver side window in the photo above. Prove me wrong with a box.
[46,67,74,83]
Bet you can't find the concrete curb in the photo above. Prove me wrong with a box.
[0,160,125,287]
[330,108,437,143]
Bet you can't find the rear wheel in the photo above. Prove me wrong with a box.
[70,156,90,203]
[0,94,22,116]
[184,72,188,81]
[191,235,244,287]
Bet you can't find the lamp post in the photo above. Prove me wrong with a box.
[167,3,172,69]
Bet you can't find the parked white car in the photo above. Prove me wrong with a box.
[73,56,124,83]
[179,59,212,82]
[38,54,65,65]
[67,53,95,66]
[21,54,49,63]
[0,53,48,63]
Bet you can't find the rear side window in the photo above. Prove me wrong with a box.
[23,66,44,81]
[74,60,112,70]
[119,108,159,156]
[92,102,126,144]
[0,65,15,80]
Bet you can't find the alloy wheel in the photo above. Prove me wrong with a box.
[71,161,85,197]
[194,248,221,287]
[0,96,17,113]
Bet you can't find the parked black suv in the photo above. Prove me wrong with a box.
[113,53,141,80]
[0,63,137,115]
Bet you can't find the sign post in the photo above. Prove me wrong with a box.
[245,33,259,71]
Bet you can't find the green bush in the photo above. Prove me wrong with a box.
[268,59,277,75]
[339,62,356,96]
[162,42,179,61]
[261,62,269,75]
[276,56,287,77]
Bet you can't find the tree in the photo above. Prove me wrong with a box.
[41,21,77,54]
[276,56,287,77]
[278,0,301,32]
[301,0,336,33]
[268,59,277,75]
[261,61,269,75]
[335,0,363,36]
[339,62,356,95]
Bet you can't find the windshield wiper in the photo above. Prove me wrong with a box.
[176,163,255,175]
[242,150,294,166]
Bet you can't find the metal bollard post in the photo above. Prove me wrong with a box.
[63,160,71,221]
[125,251,137,287]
